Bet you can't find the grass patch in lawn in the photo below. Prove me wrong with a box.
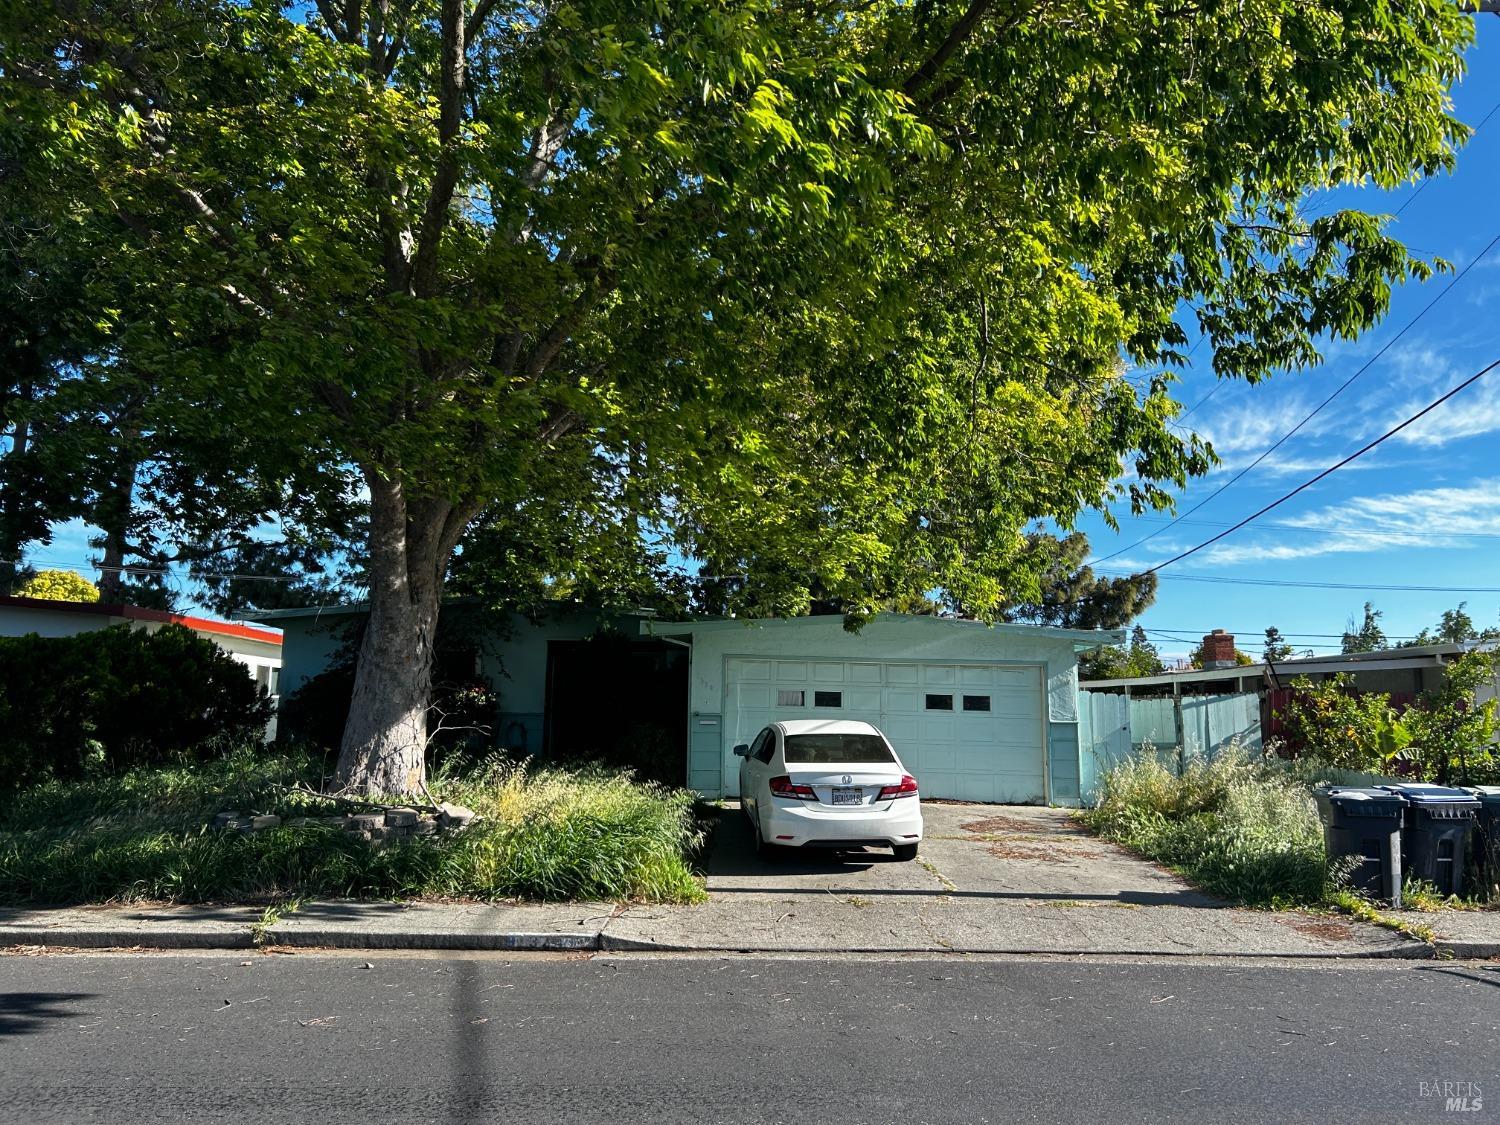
[1081,752,1331,907]
[0,749,707,907]
[1081,751,1493,928]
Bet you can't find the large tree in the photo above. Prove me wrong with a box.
[1342,601,1390,654]
[4,0,1474,795]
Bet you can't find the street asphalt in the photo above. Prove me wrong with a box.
[0,951,1496,1123]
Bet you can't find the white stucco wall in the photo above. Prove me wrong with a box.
[0,604,120,638]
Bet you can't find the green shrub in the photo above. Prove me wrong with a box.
[0,624,272,788]
[1279,673,1410,773]
[1278,652,1500,784]
[1084,751,1329,906]
[0,750,706,905]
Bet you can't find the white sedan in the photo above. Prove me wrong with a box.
[734,719,923,860]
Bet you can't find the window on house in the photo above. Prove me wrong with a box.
[924,694,954,710]
[813,691,843,708]
[777,689,805,707]
[962,695,991,712]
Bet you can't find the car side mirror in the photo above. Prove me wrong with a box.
[733,744,750,758]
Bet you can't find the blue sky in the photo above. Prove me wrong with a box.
[23,20,1500,639]
[1075,18,1500,661]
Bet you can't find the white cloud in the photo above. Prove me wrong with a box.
[1388,376,1500,447]
[1182,478,1500,567]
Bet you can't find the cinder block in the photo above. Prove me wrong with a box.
[385,807,418,828]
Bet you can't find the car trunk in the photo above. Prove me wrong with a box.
[783,765,902,810]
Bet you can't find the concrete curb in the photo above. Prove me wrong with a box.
[2,928,254,950]
[5,926,1443,959]
[597,933,1436,959]
[261,930,600,952]
[1434,940,1500,959]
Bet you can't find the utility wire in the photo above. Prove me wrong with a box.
[1392,95,1500,218]
[1114,567,1500,593]
[1136,355,1500,573]
[1143,627,1423,640]
[1116,515,1500,540]
[1087,228,1500,569]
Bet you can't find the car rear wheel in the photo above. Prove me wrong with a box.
[892,843,918,861]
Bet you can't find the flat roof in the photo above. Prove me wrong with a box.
[1079,643,1472,690]
[644,612,1123,651]
[0,594,282,646]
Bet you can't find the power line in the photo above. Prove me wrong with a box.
[1087,228,1500,568]
[1142,627,1424,640]
[1110,569,1500,593]
[1107,515,1500,541]
[1392,95,1500,218]
[1140,354,1500,574]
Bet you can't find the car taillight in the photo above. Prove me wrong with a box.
[768,775,818,801]
[877,775,919,800]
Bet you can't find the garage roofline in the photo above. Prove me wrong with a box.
[642,612,1121,653]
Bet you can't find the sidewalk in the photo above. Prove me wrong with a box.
[4,804,1495,959]
[3,897,1485,958]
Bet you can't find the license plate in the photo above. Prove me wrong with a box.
[831,787,863,806]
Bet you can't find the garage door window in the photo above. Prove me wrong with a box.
[813,691,842,708]
[777,689,805,707]
[962,695,991,712]
[924,694,954,710]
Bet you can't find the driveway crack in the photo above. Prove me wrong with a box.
[916,855,957,894]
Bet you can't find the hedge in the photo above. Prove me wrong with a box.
[0,624,273,788]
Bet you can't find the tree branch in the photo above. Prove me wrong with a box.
[902,0,995,98]
[464,0,501,44]
[409,0,466,298]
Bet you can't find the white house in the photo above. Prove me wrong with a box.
[643,614,1122,805]
[260,601,1118,806]
[0,594,283,702]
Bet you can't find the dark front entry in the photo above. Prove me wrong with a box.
[544,635,689,786]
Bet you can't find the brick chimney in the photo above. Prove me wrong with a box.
[1201,629,1237,670]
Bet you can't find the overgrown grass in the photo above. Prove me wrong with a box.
[1084,750,1499,917]
[0,749,707,906]
[1082,751,1338,907]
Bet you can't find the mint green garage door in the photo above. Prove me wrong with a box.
[723,658,1047,803]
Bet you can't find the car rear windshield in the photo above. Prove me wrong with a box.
[783,734,895,765]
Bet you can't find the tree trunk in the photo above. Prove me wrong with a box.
[334,474,468,797]
[0,407,32,595]
[94,444,139,603]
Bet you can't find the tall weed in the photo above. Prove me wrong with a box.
[1084,751,1329,906]
[0,750,706,906]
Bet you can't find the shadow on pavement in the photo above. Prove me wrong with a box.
[706,811,898,876]
[0,992,95,1037]
[1415,965,1500,990]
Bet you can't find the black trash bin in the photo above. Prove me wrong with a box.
[1313,786,1406,905]
[1378,783,1481,898]
[1466,786,1500,898]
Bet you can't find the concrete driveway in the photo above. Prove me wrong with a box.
[605,801,1415,956]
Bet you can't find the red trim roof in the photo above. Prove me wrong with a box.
[0,594,282,646]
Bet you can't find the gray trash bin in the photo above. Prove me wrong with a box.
[1378,783,1481,898]
[1466,786,1500,899]
[1313,786,1406,905]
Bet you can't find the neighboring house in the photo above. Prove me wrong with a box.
[259,601,1120,806]
[1080,630,1498,757]
[0,594,284,707]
